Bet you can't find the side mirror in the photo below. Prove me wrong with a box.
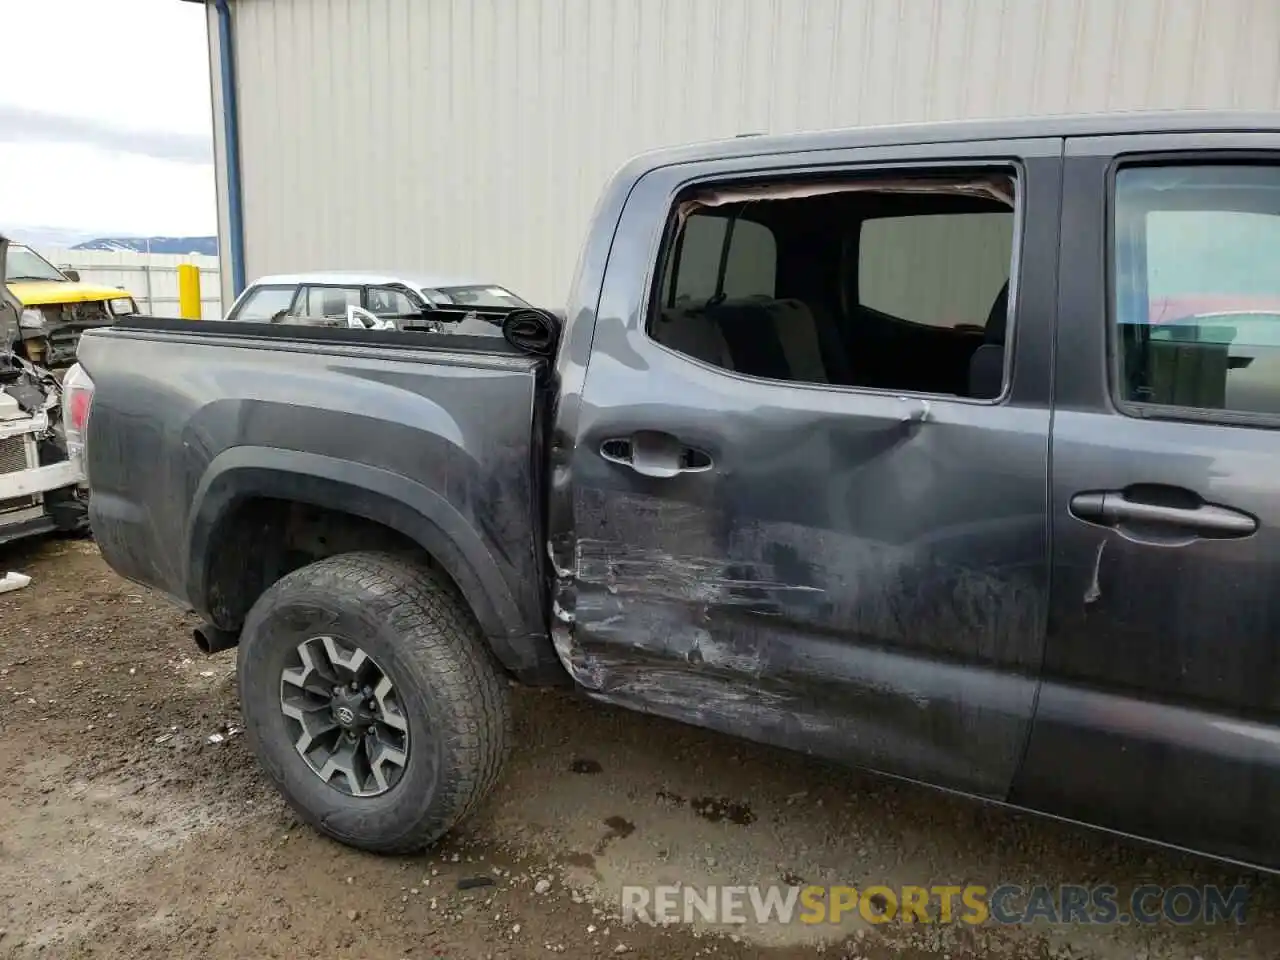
[61,268,80,282]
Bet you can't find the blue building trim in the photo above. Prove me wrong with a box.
[214,0,246,295]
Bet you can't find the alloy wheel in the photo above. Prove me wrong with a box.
[279,635,410,797]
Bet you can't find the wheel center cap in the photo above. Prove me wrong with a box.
[329,686,369,729]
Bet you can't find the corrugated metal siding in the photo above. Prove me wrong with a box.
[227,0,1280,307]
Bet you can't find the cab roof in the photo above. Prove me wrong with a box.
[622,109,1280,173]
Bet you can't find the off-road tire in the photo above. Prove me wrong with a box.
[236,551,511,853]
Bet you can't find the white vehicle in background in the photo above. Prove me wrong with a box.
[0,234,87,544]
[222,271,534,331]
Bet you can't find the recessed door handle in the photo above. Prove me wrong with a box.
[1070,489,1257,538]
[600,430,712,479]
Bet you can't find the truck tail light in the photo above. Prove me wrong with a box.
[68,387,92,432]
[61,363,95,477]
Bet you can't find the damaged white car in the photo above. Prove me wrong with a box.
[0,233,88,544]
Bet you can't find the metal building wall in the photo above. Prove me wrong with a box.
[218,0,1280,307]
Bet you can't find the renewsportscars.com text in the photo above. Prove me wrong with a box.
[621,883,1250,927]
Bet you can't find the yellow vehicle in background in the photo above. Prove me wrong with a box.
[4,243,138,368]
[0,232,89,542]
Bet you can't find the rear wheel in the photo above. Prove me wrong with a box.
[236,551,511,853]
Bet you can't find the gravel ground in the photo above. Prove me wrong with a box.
[1,538,1277,959]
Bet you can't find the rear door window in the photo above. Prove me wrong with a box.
[232,285,296,321]
[367,286,422,316]
[1114,164,1280,416]
[301,286,362,317]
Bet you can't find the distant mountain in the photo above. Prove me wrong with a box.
[3,225,101,248]
[71,236,218,256]
[1,226,219,256]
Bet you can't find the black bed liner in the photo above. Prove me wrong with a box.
[112,315,525,355]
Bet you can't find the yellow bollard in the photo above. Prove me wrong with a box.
[177,263,202,320]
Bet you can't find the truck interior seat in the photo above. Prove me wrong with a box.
[804,300,855,385]
[706,297,829,383]
[656,304,736,370]
[756,298,830,384]
[657,297,832,384]
[323,292,349,317]
[967,281,1009,399]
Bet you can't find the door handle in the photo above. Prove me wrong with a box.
[1070,488,1257,538]
[600,430,712,479]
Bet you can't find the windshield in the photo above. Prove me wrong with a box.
[5,245,66,282]
[434,285,529,309]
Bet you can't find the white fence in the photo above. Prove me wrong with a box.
[37,248,224,320]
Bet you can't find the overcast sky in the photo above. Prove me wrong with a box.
[0,0,215,240]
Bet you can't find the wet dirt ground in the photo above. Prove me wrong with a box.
[1,538,1278,959]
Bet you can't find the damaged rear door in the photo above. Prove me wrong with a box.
[1016,132,1280,868]
[556,137,1062,799]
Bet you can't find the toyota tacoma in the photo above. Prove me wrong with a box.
[70,112,1280,871]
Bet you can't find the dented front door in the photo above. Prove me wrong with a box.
[557,141,1062,799]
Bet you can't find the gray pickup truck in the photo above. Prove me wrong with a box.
[71,111,1280,872]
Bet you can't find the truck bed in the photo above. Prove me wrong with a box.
[76,317,550,668]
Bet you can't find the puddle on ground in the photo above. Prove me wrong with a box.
[691,796,755,825]
[593,815,636,854]
[602,815,634,839]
